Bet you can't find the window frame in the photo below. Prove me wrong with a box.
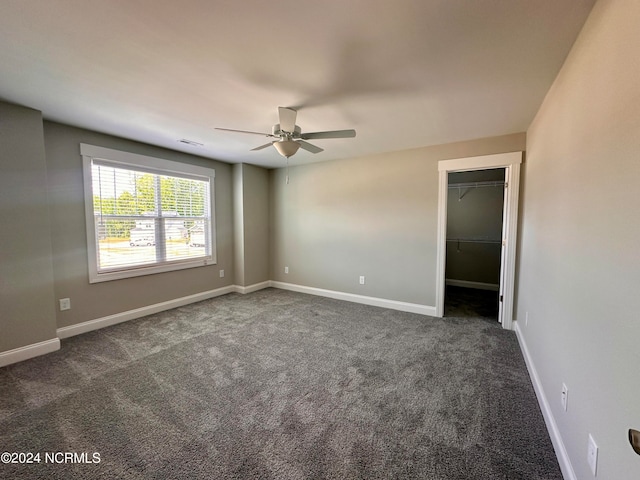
[81,143,216,283]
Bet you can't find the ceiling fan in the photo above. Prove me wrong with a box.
[215,107,356,158]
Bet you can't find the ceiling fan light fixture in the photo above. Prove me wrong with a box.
[273,139,300,158]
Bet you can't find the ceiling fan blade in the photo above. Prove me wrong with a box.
[300,129,356,140]
[250,142,275,151]
[278,107,297,133]
[215,127,275,137]
[297,140,324,154]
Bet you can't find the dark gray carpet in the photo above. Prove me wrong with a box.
[0,288,561,479]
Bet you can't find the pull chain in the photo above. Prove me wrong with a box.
[286,157,289,184]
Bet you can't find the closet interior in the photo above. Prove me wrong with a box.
[444,168,505,320]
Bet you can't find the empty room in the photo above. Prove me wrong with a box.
[1,1,638,479]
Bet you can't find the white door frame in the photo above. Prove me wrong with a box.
[435,151,522,330]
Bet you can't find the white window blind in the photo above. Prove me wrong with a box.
[82,144,216,282]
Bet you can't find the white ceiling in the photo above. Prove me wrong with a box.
[0,0,595,168]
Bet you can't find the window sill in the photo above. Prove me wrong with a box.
[89,256,216,283]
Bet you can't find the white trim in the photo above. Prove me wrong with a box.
[500,161,521,330]
[0,338,61,367]
[234,281,271,294]
[436,151,523,329]
[270,281,436,316]
[435,169,449,318]
[437,151,522,172]
[57,286,235,339]
[55,280,432,342]
[514,321,576,480]
[445,279,500,291]
[55,281,268,340]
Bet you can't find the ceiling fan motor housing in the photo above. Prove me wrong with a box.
[272,124,301,136]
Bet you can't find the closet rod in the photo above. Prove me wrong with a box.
[448,180,504,189]
[446,238,501,244]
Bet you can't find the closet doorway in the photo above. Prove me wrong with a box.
[435,152,522,330]
[445,168,505,320]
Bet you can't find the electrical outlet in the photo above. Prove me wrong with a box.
[59,298,71,311]
[587,434,598,475]
[219,269,224,278]
[561,383,568,411]
[284,266,289,274]
[359,276,365,285]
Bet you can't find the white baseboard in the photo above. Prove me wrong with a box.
[270,281,436,316]
[234,281,271,294]
[57,285,236,339]
[56,280,433,342]
[514,321,576,480]
[0,337,61,367]
[446,279,500,291]
[29,280,429,363]
[56,281,274,340]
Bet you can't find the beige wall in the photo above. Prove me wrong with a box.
[270,133,525,306]
[44,121,234,329]
[241,164,270,286]
[517,0,640,478]
[232,163,270,287]
[0,102,57,351]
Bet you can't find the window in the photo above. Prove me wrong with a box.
[81,144,216,283]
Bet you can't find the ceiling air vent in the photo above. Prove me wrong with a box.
[178,139,203,147]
